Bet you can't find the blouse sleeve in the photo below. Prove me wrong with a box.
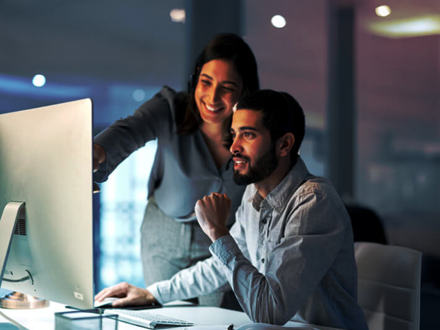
[94,86,177,182]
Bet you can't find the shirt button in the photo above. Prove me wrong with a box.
[261,218,267,224]
[261,258,265,263]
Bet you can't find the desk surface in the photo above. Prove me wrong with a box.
[0,301,342,330]
[1,301,251,330]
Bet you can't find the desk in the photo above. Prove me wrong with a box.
[1,301,249,330]
[0,301,342,330]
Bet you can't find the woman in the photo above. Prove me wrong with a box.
[93,33,259,306]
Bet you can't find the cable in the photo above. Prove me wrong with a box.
[1,270,34,285]
[0,310,27,329]
[2,276,30,283]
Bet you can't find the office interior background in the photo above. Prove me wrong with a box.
[0,0,438,328]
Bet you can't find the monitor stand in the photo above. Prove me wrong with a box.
[0,291,49,309]
[0,202,48,309]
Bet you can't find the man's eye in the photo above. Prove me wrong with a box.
[243,132,255,138]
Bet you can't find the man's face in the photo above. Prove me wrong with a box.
[230,109,278,185]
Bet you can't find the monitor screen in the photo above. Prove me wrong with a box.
[0,99,94,309]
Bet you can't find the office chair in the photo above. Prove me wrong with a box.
[345,203,388,244]
[354,242,422,330]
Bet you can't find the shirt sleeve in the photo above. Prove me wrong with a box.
[94,86,176,182]
[146,251,229,304]
[146,217,249,304]
[209,190,347,325]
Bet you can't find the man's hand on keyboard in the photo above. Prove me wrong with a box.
[95,282,159,308]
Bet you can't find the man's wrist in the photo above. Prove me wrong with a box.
[145,289,160,306]
[146,283,164,304]
[208,227,229,242]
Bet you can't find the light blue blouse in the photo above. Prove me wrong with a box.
[94,86,245,223]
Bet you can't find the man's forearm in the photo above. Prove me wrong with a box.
[147,255,229,304]
[209,235,296,325]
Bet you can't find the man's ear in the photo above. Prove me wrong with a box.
[277,133,295,157]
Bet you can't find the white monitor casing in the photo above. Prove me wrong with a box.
[0,99,94,309]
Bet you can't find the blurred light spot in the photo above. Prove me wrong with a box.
[375,5,391,17]
[369,15,440,37]
[32,74,46,87]
[170,9,185,23]
[132,89,146,102]
[0,74,89,99]
[271,15,286,29]
[385,18,439,33]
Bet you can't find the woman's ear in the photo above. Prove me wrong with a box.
[277,133,295,158]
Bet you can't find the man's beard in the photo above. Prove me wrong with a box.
[233,145,278,185]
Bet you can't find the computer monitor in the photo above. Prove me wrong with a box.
[0,99,94,309]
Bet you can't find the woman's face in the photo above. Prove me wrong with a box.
[194,59,243,125]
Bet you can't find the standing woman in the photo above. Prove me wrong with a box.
[93,33,259,305]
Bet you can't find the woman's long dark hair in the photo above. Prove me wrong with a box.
[177,33,259,135]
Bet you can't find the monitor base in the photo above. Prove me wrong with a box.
[0,291,49,309]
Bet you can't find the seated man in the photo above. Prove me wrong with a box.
[96,90,367,329]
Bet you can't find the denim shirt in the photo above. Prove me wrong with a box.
[148,158,367,329]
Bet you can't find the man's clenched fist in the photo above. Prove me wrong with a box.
[195,193,231,242]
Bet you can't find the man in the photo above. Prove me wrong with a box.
[96,90,367,329]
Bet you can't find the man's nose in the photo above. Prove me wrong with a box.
[230,136,242,154]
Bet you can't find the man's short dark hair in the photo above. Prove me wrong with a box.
[236,89,305,157]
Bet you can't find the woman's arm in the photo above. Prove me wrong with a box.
[94,87,176,181]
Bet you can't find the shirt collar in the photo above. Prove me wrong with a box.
[249,157,311,212]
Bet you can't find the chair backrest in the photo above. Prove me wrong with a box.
[345,204,388,244]
[354,242,422,330]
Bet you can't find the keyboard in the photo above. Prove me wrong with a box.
[104,308,194,328]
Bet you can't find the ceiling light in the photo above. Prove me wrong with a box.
[32,74,46,87]
[375,5,391,18]
[369,15,440,38]
[170,9,185,23]
[271,15,286,29]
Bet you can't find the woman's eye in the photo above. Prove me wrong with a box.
[200,79,211,86]
[222,86,235,92]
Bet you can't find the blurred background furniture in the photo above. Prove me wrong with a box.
[346,203,388,244]
[355,242,422,330]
